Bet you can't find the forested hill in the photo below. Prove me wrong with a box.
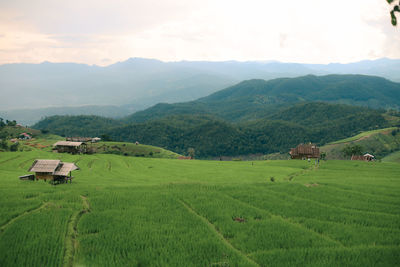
[33,103,396,158]
[126,74,400,122]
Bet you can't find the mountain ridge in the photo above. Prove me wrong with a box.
[125,74,400,123]
[32,102,395,158]
[2,57,400,114]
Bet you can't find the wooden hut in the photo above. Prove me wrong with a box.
[290,144,320,159]
[351,153,375,161]
[28,159,79,183]
[19,132,32,140]
[66,137,92,142]
[53,141,87,154]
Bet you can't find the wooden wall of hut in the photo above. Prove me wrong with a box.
[36,173,54,180]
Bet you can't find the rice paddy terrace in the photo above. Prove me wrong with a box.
[0,150,399,266]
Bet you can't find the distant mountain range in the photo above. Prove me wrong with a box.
[1,57,400,125]
[126,74,400,122]
[32,73,400,158]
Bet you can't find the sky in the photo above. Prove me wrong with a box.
[0,0,399,66]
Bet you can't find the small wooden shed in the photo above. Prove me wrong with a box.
[53,141,86,154]
[351,153,375,161]
[28,159,79,182]
[66,137,92,142]
[290,144,320,159]
[19,133,32,140]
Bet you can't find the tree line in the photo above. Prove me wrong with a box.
[32,103,393,158]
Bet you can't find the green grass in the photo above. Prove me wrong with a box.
[90,141,182,158]
[0,150,399,266]
[321,127,400,160]
[382,150,400,163]
[15,137,182,159]
[327,127,397,145]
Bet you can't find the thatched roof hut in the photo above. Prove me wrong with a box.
[28,159,79,182]
[290,144,320,159]
[54,162,79,176]
[351,153,375,161]
[66,137,92,142]
[28,159,60,173]
[53,141,86,154]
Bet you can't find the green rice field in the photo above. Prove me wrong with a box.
[0,150,399,266]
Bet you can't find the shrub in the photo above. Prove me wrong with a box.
[10,142,19,151]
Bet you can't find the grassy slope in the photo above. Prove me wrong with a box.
[0,125,41,138]
[382,150,400,163]
[327,127,397,145]
[321,127,400,159]
[90,141,181,159]
[14,136,181,159]
[0,150,399,266]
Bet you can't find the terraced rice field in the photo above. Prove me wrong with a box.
[0,150,399,266]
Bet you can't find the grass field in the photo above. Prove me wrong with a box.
[321,127,400,160]
[382,150,400,163]
[0,150,399,266]
[11,137,182,159]
[327,127,397,145]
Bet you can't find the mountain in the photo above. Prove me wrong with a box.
[1,57,400,119]
[33,115,123,137]
[32,102,394,158]
[0,58,236,111]
[0,105,130,126]
[126,74,400,122]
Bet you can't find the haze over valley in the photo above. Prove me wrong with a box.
[1,57,400,125]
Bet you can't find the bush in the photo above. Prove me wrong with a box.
[0,139,8,150]
[10,142,19,152]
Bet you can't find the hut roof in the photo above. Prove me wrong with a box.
[54,163,79,176]
[66,137,92,142]
[290,144,320,158]
[28,159,79,175]
[28,159,61,173]
[53,141,83,147]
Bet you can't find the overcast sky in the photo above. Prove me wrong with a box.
[0,0,399,65]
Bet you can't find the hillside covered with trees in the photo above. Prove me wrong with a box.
[126,74,400,122]
[31,74,400,158]
[33,103,394,158]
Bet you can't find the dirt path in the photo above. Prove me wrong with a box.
[286,163,318,181]
[179,199,259,266]
[63,195,90,267]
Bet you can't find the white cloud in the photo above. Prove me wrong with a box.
[0,0,397,65]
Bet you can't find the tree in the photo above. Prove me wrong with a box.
[0,139,8,150]
[9,142,19,152]
[6,120,17,127]
[100,134,112,141]
[187,147,195,159]
[387,0,400,25]
[342,144,364,158]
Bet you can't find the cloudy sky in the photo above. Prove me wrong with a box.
[0,0,398,65]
